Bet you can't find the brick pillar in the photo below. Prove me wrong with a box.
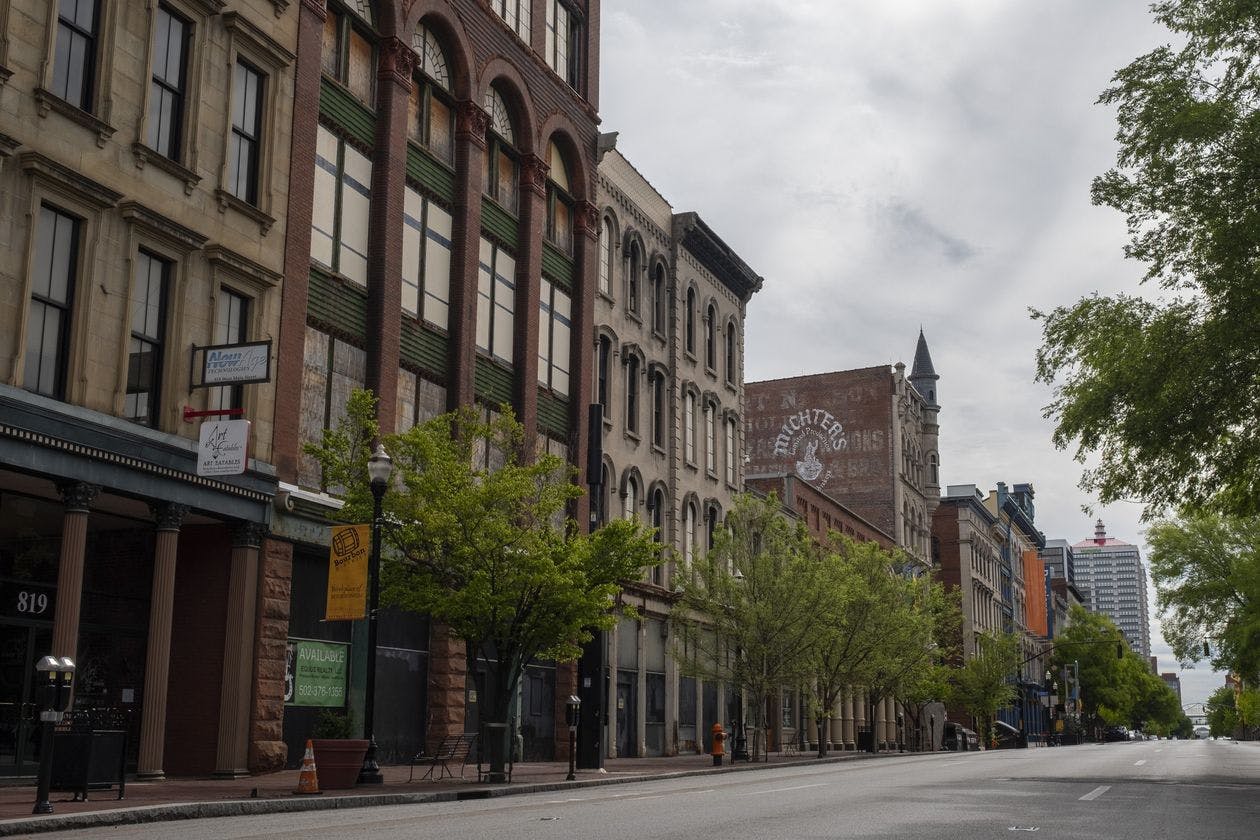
[570,200,599,527]
[426,622,467,751]
[272,0,328,481]
[514,153,546,445]
[364,35,413,434]
[553,660,577,759]
[250,539,292,772]
[215,523,263,777]
[137,502,188,779]
[447,101,488,411]
[51,482,97,661]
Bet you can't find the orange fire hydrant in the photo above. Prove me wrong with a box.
[711,722,726,766]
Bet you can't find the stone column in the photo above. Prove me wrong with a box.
[250,539,293,772]
[215,523,263,777]
[842,689,854,749]
[886,697,898,747]
[829,696,843,748]
[447,101,488,410]
[855,689,866,749]
[426,622,467,752]
[513,152,547,445]
[51,482,98,660]
[136,502,188,779]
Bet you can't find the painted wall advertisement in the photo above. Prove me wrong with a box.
[285,639,349,707]
[325,524,370,620]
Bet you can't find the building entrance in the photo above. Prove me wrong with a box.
[0,622,53,777]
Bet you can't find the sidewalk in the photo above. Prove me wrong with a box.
[0,748,900,836]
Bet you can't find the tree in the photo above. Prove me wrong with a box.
[307,391,660,778]
[1128,670,1182,736]
[1146,513,1260,684]
[949,631,1020,747]
[1205,685,1238,738]
[1033,0,1260,517]
[1050,607,1132,735]
[671,493,828,761]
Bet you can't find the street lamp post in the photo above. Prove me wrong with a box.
[358,443,392,785]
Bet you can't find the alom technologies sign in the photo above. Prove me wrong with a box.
[200,340,271,386]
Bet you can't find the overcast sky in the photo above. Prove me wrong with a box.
[599,0,1223,708]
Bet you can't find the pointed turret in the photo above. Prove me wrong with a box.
[909,328,939,407]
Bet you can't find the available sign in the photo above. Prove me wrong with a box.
[285,639,349,707]
[196,419,250,476]
[325,524,370,620]
[200,340,271,386]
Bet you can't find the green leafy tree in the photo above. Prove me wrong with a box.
[671,493,828,761]
[1129,670,1182,735]
[949,631,1020,747]
[1050,607,1131,735]
[1033,0,1260,516]
[1205,685,1238,737]
[1146,513,1260,683]
[307,391,661,777]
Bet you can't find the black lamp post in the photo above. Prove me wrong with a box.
[358,443,392,785]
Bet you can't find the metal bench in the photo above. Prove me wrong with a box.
[408,733,477,782]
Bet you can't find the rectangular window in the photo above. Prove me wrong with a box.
[148,6,190,160]
[476,237,515,365]
[228,61,264,204]
[24,206,80,399]
[402,187,453,329]
[492,0,530,41]
[322,6,375,107]
[652,373,665,447]
[409,82,454,164]
[684,392,696,463]
[53,0,99,111]
[705,404,716,473]
[125,251,170,426]
[209,289,249,412]
[297,327,366,490]
[311,125,371,286]
[537,279,571,396]
[725,417,736,485]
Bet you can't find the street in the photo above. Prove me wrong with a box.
[34,739,1259,839]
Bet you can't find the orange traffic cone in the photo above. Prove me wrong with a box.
[295,739,322,795]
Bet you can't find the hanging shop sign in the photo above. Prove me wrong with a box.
[325,524,370,621]
[196,419,251,476]
[285,639,349,708]
[191,340,272,388]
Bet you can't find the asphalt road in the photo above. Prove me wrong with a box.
[37,738,1260,839]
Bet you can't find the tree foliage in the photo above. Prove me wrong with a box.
[1033,0,1260,517]
[1147,513,1260,683]
[1205,684,1238,737]
[306,391,661,751]
[948,631,1020,746]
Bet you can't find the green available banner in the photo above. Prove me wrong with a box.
[286,639,349,708]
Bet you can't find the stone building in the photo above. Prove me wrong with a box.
[933,484,1003,661]
[0,0,296,777]
[268,0,604,767]
[592,145,761,757]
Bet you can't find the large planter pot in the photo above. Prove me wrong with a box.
[311,739,369,789]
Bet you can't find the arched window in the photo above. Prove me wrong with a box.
[597,335,611,412]
[598,217,613,296]
[409,24,453,162]
[929,453,939,486]
[625,354,640,434]
[323,1,377,106]
[684,390,696,463]
[546,141,574,253]
[651,370,665,447]
[648,487,665,585]
[627,240,641,315]
[725,416,737,485]
[704,402,716,473]
[705,303,717,369]
[623,474,639,520]
[683,500,697,570]
[705,504,720,550]
[725,323,736,385]
[598,462,611,526]
[652,263,666,334]
[685,287,696,354]
[483,85,519,214]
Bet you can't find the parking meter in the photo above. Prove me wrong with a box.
[54,657,75,713]
[565,695,581,730]
[32,656,74,815]
[35,656,59,720]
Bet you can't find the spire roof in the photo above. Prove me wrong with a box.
[910,328,937,380]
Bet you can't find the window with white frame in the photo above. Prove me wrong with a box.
[623,474,639,521]
[209,288,248,412]
[125,250,170,427]
[311,125,371,286]
[683,500,696,570]
[725,416,737,485]
[490,0,530,41]
[705,402,716,473]
[402,186,452,328]
[684,390,696,463]
[148,6,190,160]
[476,237,515,365]
[537,279,571,396]
[598,216,613,297]
[545,1,579,89]
[52,0,100,112]
[409,24,454,163]
[24,205,80,399]
[483,86,519,214]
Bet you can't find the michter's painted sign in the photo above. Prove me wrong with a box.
[771,408,849,486]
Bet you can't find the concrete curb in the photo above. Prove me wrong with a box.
[0,751,893,836]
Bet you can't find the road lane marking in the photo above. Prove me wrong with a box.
[748,783,828,795]
[1079,785,1111,801]
[1134,760,1146,766]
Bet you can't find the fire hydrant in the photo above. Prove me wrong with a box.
[711,722,726,766]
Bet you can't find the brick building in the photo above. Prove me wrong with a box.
[591,145,761,758]
[269,0,603,767]
[0,0,297,777]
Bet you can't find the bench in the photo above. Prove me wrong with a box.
[408,733,477,782]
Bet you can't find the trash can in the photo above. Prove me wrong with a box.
[482,722,509,783]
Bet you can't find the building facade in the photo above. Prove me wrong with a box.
[0,0,297,777]
[592,146,761,757]
[1072,521,1151,658]
[267,0,604,767]
[932,484,1003,661]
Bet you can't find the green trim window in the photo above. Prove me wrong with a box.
[322,1,376,107]
[483,86,519,215]
[476,236,515,366]
[537,278,571,396]
[25,205,80,399]
[409,24,454,164]
[312,125,372,287]
[402,185,453,329]
[125,250,170,427]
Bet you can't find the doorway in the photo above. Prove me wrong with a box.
[616,670,636,757]
[0,623,53,777]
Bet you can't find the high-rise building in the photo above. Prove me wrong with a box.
[1072,521,1151,658]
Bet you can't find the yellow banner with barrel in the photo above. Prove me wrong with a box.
[325,524,370,620]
